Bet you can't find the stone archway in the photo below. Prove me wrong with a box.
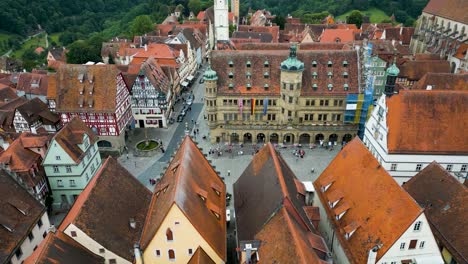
[343,134,353,143]
[283,133,295,144]
[315,134,324,143]
[97,140,112,148]
[299,133,311,144]
[243,133,253,143]
[230,133,240,143]
[329,134,338,143]
[270,133,279,144]
[257,133,266,144]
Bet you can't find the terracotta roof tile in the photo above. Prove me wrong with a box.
[140,136,226,261]
[384,27,415,45]
[59,157,152,261]
[238,25,280,42]
[320,29,356,43]
[0,169,45,263]
[15,98,59,125]
[235,42,346,51]
[0,87,19,106]
[399,60,451,81]
[211,48,359,96]
[16,73,49,96]
[232,31,273,42]
[187,246,216,264]
[24,230,104,264]
[234,143,329,261]
[386,90,468,154]
[412,73,468,91]
[54,64,121,113]
[403,162,468,263]
[423,0,468,24]
[314,138,423,263]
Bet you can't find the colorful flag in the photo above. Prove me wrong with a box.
[251,98,256,115]
[263,98,268,115]
[239,98,243,115]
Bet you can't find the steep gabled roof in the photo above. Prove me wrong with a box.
[423,0,468,24]
[16,73,49,96]
[234,143,329,262]
[140,136,226,261]
[386,90,468,154]
[399,60,451,81]
[403,162,468,264]
[59,157,152,261]
[0,169,45,263]
[49,117,97,163]
[314,138,423,263]
[320,29,356,43]
[15,98,59,125]
[54,64,120,113]
[24,230,104,264]
[134,57,171,95]
[187,246,216,264]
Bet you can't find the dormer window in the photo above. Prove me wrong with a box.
[343,61,348,67]
[312,84,318,90]
[344,84,349,91]
[312,61,317,67]
[343,72,348,78]
[264,72,269,78]
[328,84,333,91]
[328,72,333,78]
[211,210,221,220]
[312,72,318,79]
[264,61,269,67]
[228,61,233,67]
[229,72,234,79]
[328,61,333,67]
[246,72,251,79]
[264,84,269,90]
[344,221,360,240]
[246,61,251,67]
[246,83,251,90]
[229,83,234,89]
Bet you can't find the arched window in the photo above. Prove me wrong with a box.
[168,249,175,260]
[166,228,173,241]
[413,221,422,231]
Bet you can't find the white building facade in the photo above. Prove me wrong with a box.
[364,95,468,185]
[214,0,229,42]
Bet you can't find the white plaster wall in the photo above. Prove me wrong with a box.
[64,224,131,264]
[378,213,444,264]
[11,212,51,264]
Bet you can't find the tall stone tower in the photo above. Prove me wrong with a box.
[231,0,240,25]
[204,66,218,136]
[214,0,229,41]
[279,45,304,127]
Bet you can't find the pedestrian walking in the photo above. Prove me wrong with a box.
[227,170,231,176]
[191,118,194,124]
[196,128,199,133]
[126,154,129,160]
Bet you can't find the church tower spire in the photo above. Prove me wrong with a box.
[214,0,229,42]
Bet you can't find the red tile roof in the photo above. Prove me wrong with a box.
[238,25,280,42]
[59,157,152,261]
[234,143,329,262]
[24,230,104,264]
[383,27,415,45]
[314,138,423,263]
[211,48,359,96]
[423,0,468,24]
[0,87,19,106]
[412,73,468,91]
[54,64,121,113]
[403,162,468,264]
[386,90,468,154]
[399,60,451,81]
[140,136,226,261]
[320,29,356,43]
[16,73,49,97]
[50,117,97,163]
[0,169,45,263]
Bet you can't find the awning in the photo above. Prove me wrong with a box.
[186,75,194,81]
[181,81,189,87]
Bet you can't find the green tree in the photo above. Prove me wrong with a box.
[301,11,330,24]
[188,0,202,15]
[272,15,286,30]
[347,10,364,28]
[130,15,154,37]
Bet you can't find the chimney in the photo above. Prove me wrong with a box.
[134,243,144,264]
[400,26,403,35]
[144,44,148,52]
